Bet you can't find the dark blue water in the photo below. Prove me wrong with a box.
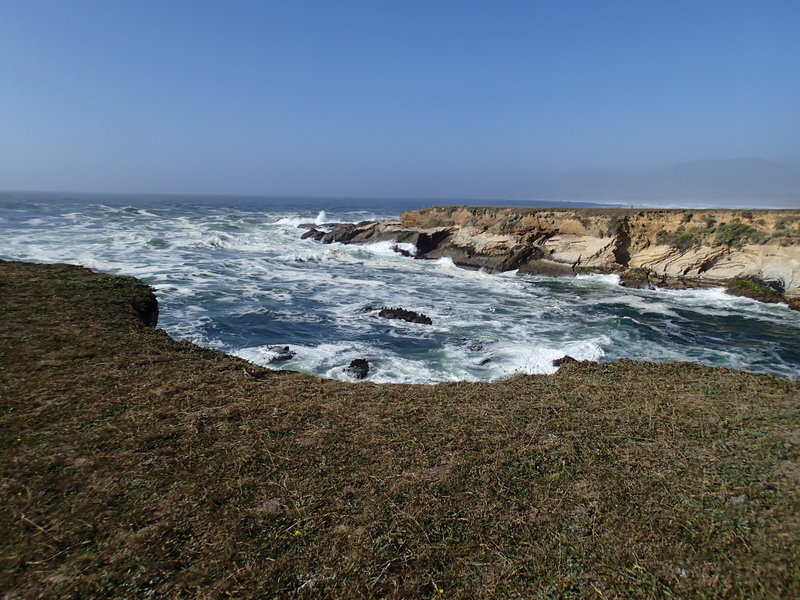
[2,191,799,381]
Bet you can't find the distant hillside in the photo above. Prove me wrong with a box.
[531,159,800,204]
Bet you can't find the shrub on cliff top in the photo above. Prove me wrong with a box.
[607,216,626,236]
[656,228,700,251]
[714,221,768,247]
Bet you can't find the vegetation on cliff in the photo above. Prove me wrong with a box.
[1,260,799,599]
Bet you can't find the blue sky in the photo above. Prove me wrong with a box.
[1,0,798,198]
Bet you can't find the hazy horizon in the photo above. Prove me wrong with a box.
[2,2,798,204]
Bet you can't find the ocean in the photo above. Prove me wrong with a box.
[2,191,799,382]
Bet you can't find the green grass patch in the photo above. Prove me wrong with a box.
[1,260,799,599]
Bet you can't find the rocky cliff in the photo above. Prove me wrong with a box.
[306,206,800,307]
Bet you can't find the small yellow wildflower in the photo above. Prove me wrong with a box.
[437,589,444,594]
[294,530,302,536]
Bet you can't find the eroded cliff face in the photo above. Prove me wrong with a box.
[309,206,800,304]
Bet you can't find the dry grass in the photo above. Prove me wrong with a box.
[1,260,798,599]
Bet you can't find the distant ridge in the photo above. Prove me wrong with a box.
[531,158,800,204]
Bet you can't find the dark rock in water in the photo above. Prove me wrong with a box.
[322,223,362,244]
[268,346,296,362]
[391,244,414,257]
[377,307,433,325]
[345,358,370,379]
[413,229,453,255]
[619,268,656,289]
[301,228,326,241]
[518,259,576,278]
[725,275,785,304]
[468,343,484,352]
[357,306,375,314]
[552,355,578,367]
[478,357,492,366]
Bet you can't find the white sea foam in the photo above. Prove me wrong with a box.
[2,194,798,382]
[357,241,418,258]
[593,294,681,318]
[653,285,798,323]
[473,338,608,378]
[273,252,332,263]
[573,273,622,287]
[274,210,328,228]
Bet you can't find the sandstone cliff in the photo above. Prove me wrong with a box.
[308,206,800,306]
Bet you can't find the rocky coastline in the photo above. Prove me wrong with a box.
[302,206,800,309]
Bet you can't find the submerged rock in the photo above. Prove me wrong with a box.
[391,244,414,257]
[345,359,370,379]
[377,307,433,325]
[267,346,296,362]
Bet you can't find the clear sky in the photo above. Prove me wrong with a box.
[1,0,798,199]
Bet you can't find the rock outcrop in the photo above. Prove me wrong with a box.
[267,346,296,362]
[344,358,370,379]
[377,307,432,325]
[359,306,433,324]
[303,206,800,307]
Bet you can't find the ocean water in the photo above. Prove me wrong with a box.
[2,191,799,382]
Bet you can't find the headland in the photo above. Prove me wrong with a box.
[304,206,800,308]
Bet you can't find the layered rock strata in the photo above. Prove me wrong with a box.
[306,206,800,307]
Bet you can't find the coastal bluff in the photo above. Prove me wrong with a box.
[309,206,800,307]
[2,260,799,598]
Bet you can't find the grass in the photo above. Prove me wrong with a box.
[1,260,799,599]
